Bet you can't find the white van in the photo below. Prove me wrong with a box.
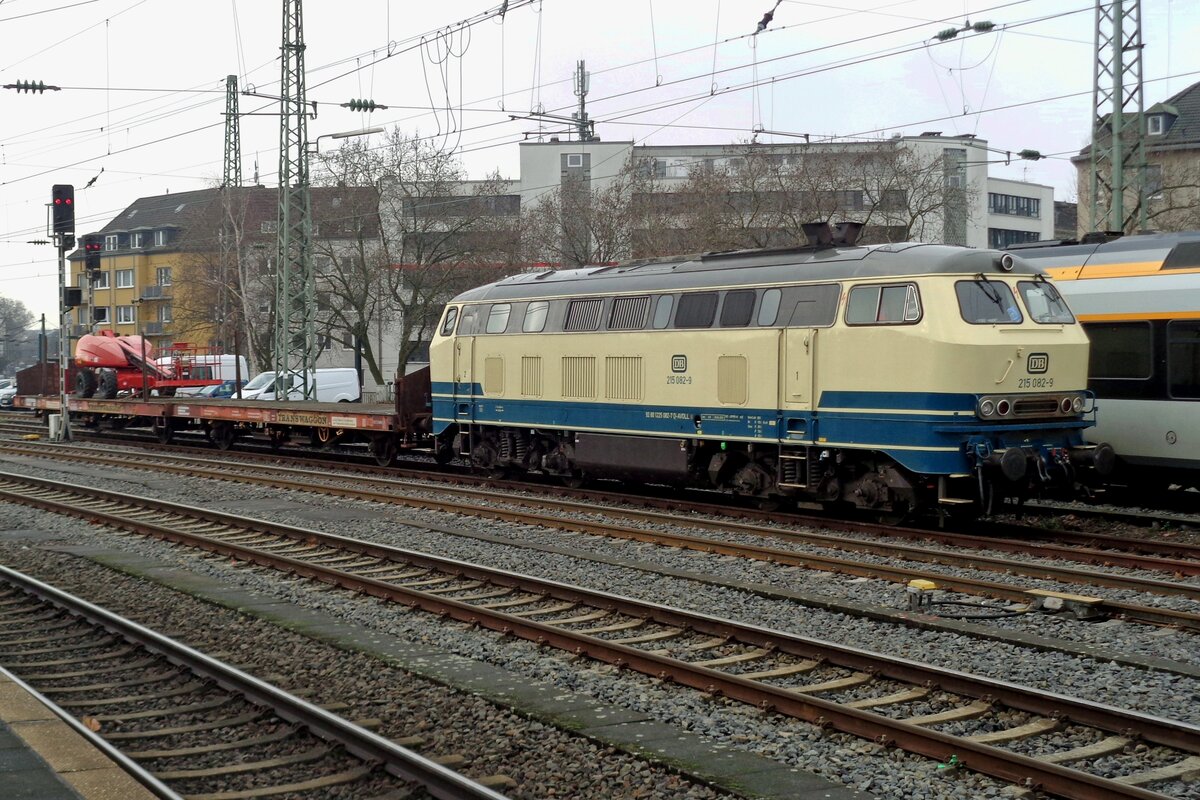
[240,368,360,403]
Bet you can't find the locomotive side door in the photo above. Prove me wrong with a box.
[452,335,475,420]
[782,328,817,407]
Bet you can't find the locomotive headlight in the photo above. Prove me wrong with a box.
[1072,395,1084,413]
[1060,397,1073,414]
[996,399,1012,416]
[979,399,996,417]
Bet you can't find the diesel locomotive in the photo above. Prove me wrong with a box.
[430,224,1114,516]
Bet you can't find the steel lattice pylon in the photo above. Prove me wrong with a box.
[219,74,241,351]
[1089,0,1146,234]
[273,0,315,400]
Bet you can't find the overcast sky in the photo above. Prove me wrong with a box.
[1,0,1198,322]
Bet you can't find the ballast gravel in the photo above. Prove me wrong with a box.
[3,454,1198,722]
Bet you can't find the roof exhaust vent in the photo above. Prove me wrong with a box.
[832,222,864,246]
[801,222,833,248]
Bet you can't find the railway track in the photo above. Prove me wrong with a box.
[1,439,1197,632]
[1,471,1197,800]
[0,563,510,800]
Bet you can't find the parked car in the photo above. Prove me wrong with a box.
[240,368,360,403]
[0,382,17,407]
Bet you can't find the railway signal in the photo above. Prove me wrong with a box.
[51,184,74,235]
[83,234,102,275]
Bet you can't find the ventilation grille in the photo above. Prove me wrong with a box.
[1013,398,1058,417]
[521,356,542,397]
[718,356,747,405]
[562,356,596,398]
[565,299,602,331]
[609,296,649,330]
[605,356,643,400]
[483,356,504,395]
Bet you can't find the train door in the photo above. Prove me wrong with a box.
[453,335,475,417]
[781,328,817,440]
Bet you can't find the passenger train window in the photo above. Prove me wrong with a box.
[440,307,458,336]
[955,280,1022,324]
[719,290,756,327]
[1017,281,1074,324]
[486,303,512,333]
[1168,321,1200,398]
[522,301,549,333]
[610,296,650,330]
[565,298,603,331]
[652,296,674,329]
[674,292,718,328]
[846,284,920,325]
[789,284,841,327]
[1085,322,1152,379]
[758,289,781,326]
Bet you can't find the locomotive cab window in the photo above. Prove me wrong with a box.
[846,283,920,325]
[674,292,718,328]
[440,306,458,336]
[719,290,756,327]
[457,305,479,335]
[522,301,549,333]
[486,303,512,334]
[1018,280,1074,324]
[956,279,1022,324]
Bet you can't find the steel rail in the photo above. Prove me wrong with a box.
[0,473,1195,800]
[1,445,1195,631]
[0,563,511,800]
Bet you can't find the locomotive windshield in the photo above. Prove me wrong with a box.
[956,279,1022,324]
[1018,280,1075,324]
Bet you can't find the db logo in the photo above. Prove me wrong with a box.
[1027,353,1049,374]
[671,355,688,373]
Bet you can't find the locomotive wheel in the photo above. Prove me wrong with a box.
[97,369,118,399]
[370,435,396,467]
[74,369,97,398]
[210,422,236,451]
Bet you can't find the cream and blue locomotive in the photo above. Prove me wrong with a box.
[430,227,1113,515]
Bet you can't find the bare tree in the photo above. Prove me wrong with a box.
[0,296,34,373]
[315,131,521,375]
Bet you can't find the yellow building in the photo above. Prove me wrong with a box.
[69,190,214,350]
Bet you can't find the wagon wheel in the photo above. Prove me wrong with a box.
[96,369,118,399]
[369,435,396,467]
[152,418,173,444]
[73,368,97,398]
[310,427,339,449]
[210,421,236,451]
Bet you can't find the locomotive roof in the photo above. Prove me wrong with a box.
[452,242,1042,302]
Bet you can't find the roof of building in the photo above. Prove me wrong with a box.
[1148,80,1200,146]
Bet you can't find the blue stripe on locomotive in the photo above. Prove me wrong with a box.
[431,383,1092,476]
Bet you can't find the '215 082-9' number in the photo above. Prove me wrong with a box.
[667,375,693,385]
[1018,377,1054,388]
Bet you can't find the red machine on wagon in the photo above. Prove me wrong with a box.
[73,331,223,398]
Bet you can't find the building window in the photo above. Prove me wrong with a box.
[1148,115,1164,135]
[988,193,1041,218]
[131,232,144,249]
[566,153,584,168]
[104,234,118,251]
[116,305,135,324]
[154,229,168,246]
[988,228,1041,249]
[1144,164,1163,200]
[156,266,172,286]
[91,271,110,290]
[115,269,134,288]
[93,306,110,324]
[158,303,172,323]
